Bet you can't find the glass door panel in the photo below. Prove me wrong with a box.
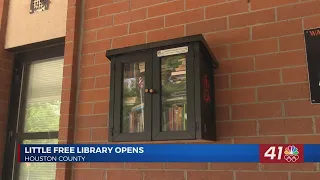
[160,54,187,132]
[121,61,146,133]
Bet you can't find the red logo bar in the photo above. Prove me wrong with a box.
[260,144,304,163]
[17,144,21,162]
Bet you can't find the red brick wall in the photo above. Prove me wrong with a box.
[0,0,318,179]
[0,0,14,176]
[62,0,320,179]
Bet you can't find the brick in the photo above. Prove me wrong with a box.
[131,0,166,9]
[82,39,111,54]
[130,17,164,33]
[232,102,282,120]
[259,118,313,135]
[206,0,249,19]
[80,78,95,90]
[65,30,75,42]
[186,18,227,36]
[64,42,74,54]
[97,25,128,40]
[148,0,184,17]
[216,57,254,74]
[83,30,96,43]
[68,0,77,7]
[234,136,285,144]
[81,64,110,78]
[66,18,76,30]
[282,66,308,83]
[78,103,93,115]
[287,135,320,144]
[0,91,9,102]
[73,170,105,179]
[91,128,108,141]
[229,9,275,28]
[61,90,71,102]
[74,163,90,169]
[304,15,320,29]
[62,77,72,89]
[144,171,184,180]
[81,54,95,66]
[125,163,164,169]
[277,1,320,20]
[214,75,230,89]
[285,100,320,116]
[253,19,302,40]
[113,33,146,48]
[217,121,257,137]
[251,0,298,10]
[64,53,74,65]
[77,115,108,128]
[85,0,113,9]
[56,169,71,180]
[258,83,309,101]
[84,8,98,20]
[206,27,249,46]
[237,172,288,180]
[84,16,113,30]
[114,9,147,25]
[91,163,124,169]
[165,9,204,27]
[216,106,230,121]
[261,163,316,171]
[95,52,109,64]
[93,101,109,114]
[75,128,91,142]
[215,88,256,105]
[231,70,280,88]
[165,163,208,170]
[291,173,320,180]
[93,88,109,101]
[100,1,130,16]
[188,171,233,180]
[255,50,306,70]
[147,25,184,43]
[210,45,229,60]
[230,38,278,57]
[63,65,73,77]
[95,76,110,88]
[60,102,71,115]
[316,118,320,133]
[186,0,225,9]
[211,163,258,170]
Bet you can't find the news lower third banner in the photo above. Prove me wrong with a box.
[19,144,320,163]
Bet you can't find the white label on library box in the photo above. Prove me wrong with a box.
[157,46,188,57]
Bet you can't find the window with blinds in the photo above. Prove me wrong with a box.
[18,57,63,180]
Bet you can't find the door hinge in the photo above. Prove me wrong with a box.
[14,68,20,80]
[194,122,199,132]
[111,127,114,136]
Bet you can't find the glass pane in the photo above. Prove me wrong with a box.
[161,54,187,131]
[121,62,145,133]
[19,139,58,180]
[23,58,63,132]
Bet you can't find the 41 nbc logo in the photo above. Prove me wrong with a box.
[264,145,299,162]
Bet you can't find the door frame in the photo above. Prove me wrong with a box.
[2,41,65,180]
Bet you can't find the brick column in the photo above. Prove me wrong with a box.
[0,0,14,175]
[56,0,83,179]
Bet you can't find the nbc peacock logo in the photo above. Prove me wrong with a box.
[284,145,299,162]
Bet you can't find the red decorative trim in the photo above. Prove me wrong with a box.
[203,75,211,103]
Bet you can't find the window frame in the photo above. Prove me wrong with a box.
[2,42,65,180]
